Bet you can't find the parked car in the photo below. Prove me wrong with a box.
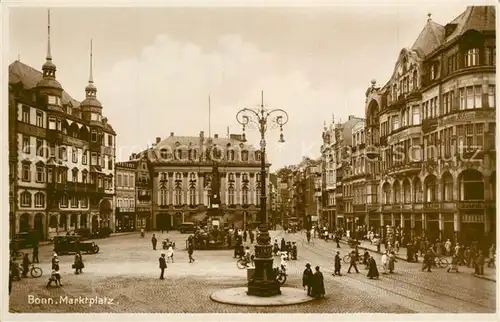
[11,232,39,250]
[53,235,100,255]
[178,222,197,234]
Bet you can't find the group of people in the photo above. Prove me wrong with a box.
[302,264,325,299]
[272,238,298,260]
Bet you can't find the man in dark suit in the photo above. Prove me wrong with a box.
[151,234,158,250]
[32,242,39,264]
[188,242,195,263]
[159,253,167,279]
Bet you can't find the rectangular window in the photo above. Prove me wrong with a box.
[22,135,30,154]
[72,148,78,163]
[91,131,97,142]
[108,158,113,170]
[474,86,482,108]
[98,177,103,188]
[108,134,113,146]
[60,195,68,208]
[36,111,43,127]
[36,139,43,157]
[412,106,420,125]
[71,196,78,208]
[117,174,122,187]
[124,175,129,187]
[22,106,30,123]
[476,123,484,149]
[466,87,474,109]
[465,48,479,67]
[48,117,56,130]
[488,85,495,108]
[80,197,88,208]
[392,116,399,131]
[36,165,45,182]
[91,152,97,165]
[82,151,88,165]
[459,88,466,110]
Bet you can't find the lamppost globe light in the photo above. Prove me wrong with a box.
[234,91,288,297]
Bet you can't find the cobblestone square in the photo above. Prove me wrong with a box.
[9,232,496,314]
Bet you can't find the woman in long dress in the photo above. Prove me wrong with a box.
[311,266,325,299]
[367,255,380,279]
[388,251,397,273]
[381,251,389,274]
[166,246,174,263]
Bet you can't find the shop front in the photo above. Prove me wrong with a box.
[442,213,454,242]
[426,213,439,241]
[136,206,152,231]
[115,207,136,232]
[460,211,485,245]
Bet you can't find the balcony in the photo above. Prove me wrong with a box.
[459,201,485,210]
[402,204,413,212]
[46,129,63,143]
[424,202,440,211]
[382,204,391,211]
[392,204,402,212]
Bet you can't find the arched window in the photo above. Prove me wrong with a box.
[34,192,45,208]
[459,170,484,200]
[403,179,411,203]
[382,183,391,204]
[175,187,182,205]
[241,150,249,162]
[413,179,423,203]
[159,188,168,205]
[189,187,196,205]
[424,175,438,202]
[442,173,454,201]
[228,187,235,205]
[393,182,401,204]
[20,191,32,207]
[242,187,248,205]
[255,151,261,161]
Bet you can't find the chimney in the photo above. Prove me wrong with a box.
[214,134,218,139]
[130,153,136,160]
[156,137,161,144]
[170,132,174,137]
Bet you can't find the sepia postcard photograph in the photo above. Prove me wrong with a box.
[2,0,498,320]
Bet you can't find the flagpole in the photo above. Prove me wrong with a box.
[208,95,211,138]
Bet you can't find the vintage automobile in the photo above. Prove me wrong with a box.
[178,222,197,234]
[53,235,100,255]
[11,232,39,250]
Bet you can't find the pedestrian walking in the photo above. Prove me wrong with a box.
[447,255,459,273]
[291,242,298,260]
[381,251,389,274]
[159,253,167,279]
[475,251,485,275]
[32,243,39,264]
[249,230,255,244]
[280,238,286,252]
[73,252,84,274]
[306,230,311,243]
[302,263,313,296]
[311,266,325,299]
[151,234,158,250]
[394,240,400,254]
[435,239,443,257]
[444,239,452,256]
[47,258,62,287]
[388,251,397,273]
[188,242,195,263]
[334,234,340,248]
[347,251,359,273]
[243,230,248,243]
[273,239,280,256]
[166,246,174,263]
[367,255,380,279]
[333,251,342,276]
[22,253,30,278]
[422,250,433,272]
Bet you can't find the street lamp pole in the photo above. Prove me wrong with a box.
[236,90,288,297]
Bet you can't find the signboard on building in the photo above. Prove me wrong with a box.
[311,216,318,222]
[136,207,151,213]
[118,207,135,213]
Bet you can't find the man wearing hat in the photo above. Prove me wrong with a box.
[159,253,167,279]
[51,254,58,270]
[334,251,342,276]
[302,263,313,296]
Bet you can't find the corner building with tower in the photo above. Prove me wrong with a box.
[361,6,496,246]
[8,12,116,240]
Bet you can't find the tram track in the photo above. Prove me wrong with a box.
[292,234,494,313]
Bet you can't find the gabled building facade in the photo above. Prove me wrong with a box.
[364,6,495,245]
[9,12,116,240]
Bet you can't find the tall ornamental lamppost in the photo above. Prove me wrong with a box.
[236,91,288,297]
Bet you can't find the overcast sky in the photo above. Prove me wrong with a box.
[9,5,470,170]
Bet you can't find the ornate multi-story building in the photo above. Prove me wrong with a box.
[129,131,269,230]
[364,6,496,245]
[115,162,137,231]
[114,154,153,231]
[8,12,116,240]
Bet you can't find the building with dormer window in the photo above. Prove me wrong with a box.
[363,6,495,246]
[8,11,116,240]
